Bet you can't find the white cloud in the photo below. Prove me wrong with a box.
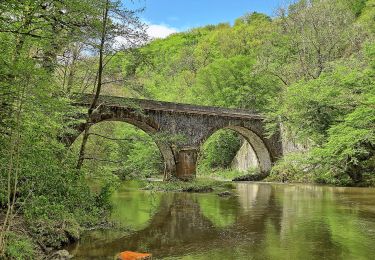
[147,24,178,39]
[112,23,179,49]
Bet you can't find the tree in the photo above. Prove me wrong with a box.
[260,0,364,85]
[0,0,99,254]
[76,0,147,169]
[310,43,375,184]
[0,0,134,255]
[199,130,241,170]
[192,55,280,111]
[278,60,371,145]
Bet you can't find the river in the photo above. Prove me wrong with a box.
[66,181,375,259]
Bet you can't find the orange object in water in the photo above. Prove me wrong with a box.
[117,251,152,260]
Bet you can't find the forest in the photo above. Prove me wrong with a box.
[0,0,374,258]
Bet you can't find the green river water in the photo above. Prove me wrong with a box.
[66,181,375,259]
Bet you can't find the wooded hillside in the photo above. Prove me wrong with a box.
[0,0,374,257]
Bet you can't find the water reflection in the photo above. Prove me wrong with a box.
[67,182,375,259]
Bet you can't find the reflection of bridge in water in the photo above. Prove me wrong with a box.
[66,94,284,179]
[68,183,375,259]
[69,183,283,259]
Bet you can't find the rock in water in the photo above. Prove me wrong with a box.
[50,250,73,260]
[182,186,213,193]
[218,191,232,197]
[232,173,268,182]
[117,251,152,260]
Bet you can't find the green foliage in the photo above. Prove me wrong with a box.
[119,12,279,107]
[0,51,108,251]
[198,130,241,171]
[192,56,279,110]
[279,62,371,144]
[5,232,36,260]
[342,0,367,16]
[1,1,375,256]
[12,133,111,247]
[261,0,362,85]
[197,195,238,228]
[270,84,374,186]
[358,0,375,32]
[274,40,375,184]
[0,0,119,255]
[25,198,81,248]
[143,179,235,193]
[73,122,164,180]
[120,141,163,179]
[101,0,374,186]
[311,96,375,186]
[110,186,161,230]
[268,152,315,183]
[198,168,247,180]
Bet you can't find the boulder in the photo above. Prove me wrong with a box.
[182,186,213,193]
[232,173,268,182]
[218,191,233,197]
[50,250,73,260]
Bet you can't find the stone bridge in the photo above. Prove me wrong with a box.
[65,94,283,179]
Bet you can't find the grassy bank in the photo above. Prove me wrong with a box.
[142,178,236,193]
[197,169,246,181]
[0,214,42,259]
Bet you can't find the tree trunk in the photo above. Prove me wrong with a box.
[76,0,109,170]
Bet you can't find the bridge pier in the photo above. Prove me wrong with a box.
[175,148,198,180]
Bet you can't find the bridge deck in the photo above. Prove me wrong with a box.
[75,94,263,120]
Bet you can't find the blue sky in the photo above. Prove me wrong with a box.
[127,0,286,38]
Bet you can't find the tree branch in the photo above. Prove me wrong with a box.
[88,132,143,142]
[102,79,124,85]
[0,29,44,38]
[82,157,123,164]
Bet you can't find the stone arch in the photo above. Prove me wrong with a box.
[200,126,273,174]
[65,115,177,177]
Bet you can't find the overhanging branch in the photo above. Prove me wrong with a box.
[88,132,144,142]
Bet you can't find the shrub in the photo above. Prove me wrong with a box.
[5,232,36,260]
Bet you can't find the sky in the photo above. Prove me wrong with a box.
[127,0,287,39]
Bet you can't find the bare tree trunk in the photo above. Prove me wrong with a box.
[66,44,81,94]
[76,0,110,170]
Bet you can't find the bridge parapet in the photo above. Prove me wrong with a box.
[74,94,263,119]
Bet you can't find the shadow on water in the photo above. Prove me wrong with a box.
[67,182,375,259]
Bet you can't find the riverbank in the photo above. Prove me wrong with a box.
[0,178,234,259]
[200,166,375,188]
[0,213,44,259]
[5,175,374,259]
[65,180,375,259]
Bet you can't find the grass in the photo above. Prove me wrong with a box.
[142,178,236,193]
[3,231,37,260]
[197,167,261,181]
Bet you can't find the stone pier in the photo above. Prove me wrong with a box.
[176,148,199,180]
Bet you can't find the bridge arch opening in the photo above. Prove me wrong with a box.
[68,120,176,179]
[197,126,272,177]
